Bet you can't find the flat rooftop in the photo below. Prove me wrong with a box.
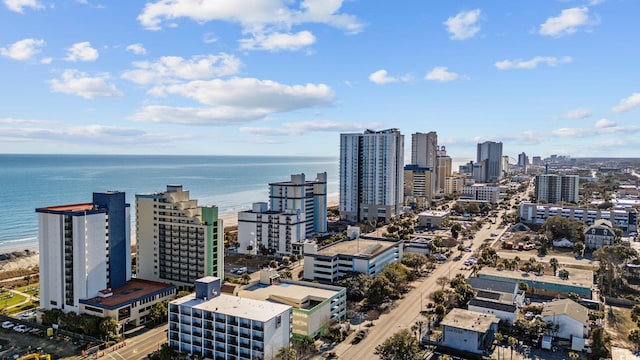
[172,293,291,322]
[418,210,449,217]
[81,279,175,309]
[440,308,499,332]
[478,267,593,289]
[36,203,95,213]
[316,236,399,257]
[238,281,340,309]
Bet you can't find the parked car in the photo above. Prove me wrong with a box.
[435,254,447,261]
[2,321,14,329]
[13,325,30,333]
[351,329,368,344]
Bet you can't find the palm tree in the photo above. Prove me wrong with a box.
[549,257,559,275]
[415,320,425,340]
[240,273,251,284]
[508,336,517,360]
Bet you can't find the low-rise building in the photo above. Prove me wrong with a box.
[477,267,593,298]
[542,299,589,348]
[302,234,403,283]
[519,202,637,234]
[467,298,518,325]
[236,269,346,338]
[169,277,291,360]
[461,184,500,204]
[80,279,176,327]
[584,219,615,249]
[444,177,464,195]
[440,308,499,356]
[417,210,449,228]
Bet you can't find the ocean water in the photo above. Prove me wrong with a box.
[0,154,339,249]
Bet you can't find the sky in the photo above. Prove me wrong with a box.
[1,0,639,160]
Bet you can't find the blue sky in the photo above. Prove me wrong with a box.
[1,0,639,160]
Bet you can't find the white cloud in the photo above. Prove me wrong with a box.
[539,7,593,37]
[130,105,269,125]
[612,93,640,113]
[121,54,241,84]
[49,69,123,99]
[137,0,363,35]
[126,43,147,55]
[40,57,52,64]
[4,0,43,13]
[425,66,459,82]
[0,38,45,60]
[64,41,99,62]
[444,9,481,40]
[495,56,572,70]
[368,69,411,85]
[594,118,615,128]
[0,123,188,145]
[556,108,592,119]
[239,30,316,51]
[240,120,382,136]
[0,117,58,125]
[149,77,335,111]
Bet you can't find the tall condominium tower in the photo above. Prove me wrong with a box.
[535,174,579,203]
[340,128,404,223]
[436,146,452,192]
[136,185,223,289]
[269,172,327,234]
[37,191,131,313]
[409,132,438,197]
[477,141,503,182]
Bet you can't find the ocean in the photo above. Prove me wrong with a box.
[0,154,339,250]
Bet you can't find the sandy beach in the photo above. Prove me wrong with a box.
[0,194,339,274]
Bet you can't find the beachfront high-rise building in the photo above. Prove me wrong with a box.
[169,277,292,360]
[237,173,327,256]
[269,173,327,234]
[436,146,452,192]
[37,192,131,313]
[340,128,404,223]
[409,132,437,197]
[535,174,579,204]
[477,141,503,182]
[136,185,223,290]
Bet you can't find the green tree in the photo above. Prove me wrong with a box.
[631,305,640,323]
[589,327,609,360]
[401,253,427,274]
[23,275,32,285]
[149,301,168,325]
[549,258,559,275]
[366,275,394,308]
[374,329,424,360]
[465,202,481,214]
[149,344,179,360]
[508,336,517,360]
[275,346,297,360]
[269,260,278,269]
[434,304,446,319]
[629,329,640,351]
[99,317,118,340]
[573,241,585,257]
[241,272,252,284]
[431,290,445,304]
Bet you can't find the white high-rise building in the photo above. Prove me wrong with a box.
[269,172,327,234]
[477,141,503,182]
[237,202,306,256]
[37,192,131,314]
[436,146,452,193]
[340,129,404,223]
[136,185,224,289]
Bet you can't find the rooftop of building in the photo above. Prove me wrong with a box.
[238,274,342,310]
[440,308,499,332]
[467,277,517,295]
[468,298,517,313]
[80,279,176,310]
[542,299,589,324]
[477,267,593,289]
[315,236,400,258]
[36,203,95,213]
[172,293,291,322]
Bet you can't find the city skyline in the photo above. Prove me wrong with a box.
[1,1,640,159]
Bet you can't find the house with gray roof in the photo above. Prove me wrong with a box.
[584,219,615,249]
[542,299,589,341]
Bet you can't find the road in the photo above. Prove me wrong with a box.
[328,219,508,359]
[64,325,168,360]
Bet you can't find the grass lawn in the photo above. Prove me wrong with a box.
[606,306,636,350]
[0,291,27,309]
[17,283,39,296]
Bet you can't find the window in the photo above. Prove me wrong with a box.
[275,315,282,328]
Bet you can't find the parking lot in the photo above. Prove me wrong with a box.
[0,319,90,359]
